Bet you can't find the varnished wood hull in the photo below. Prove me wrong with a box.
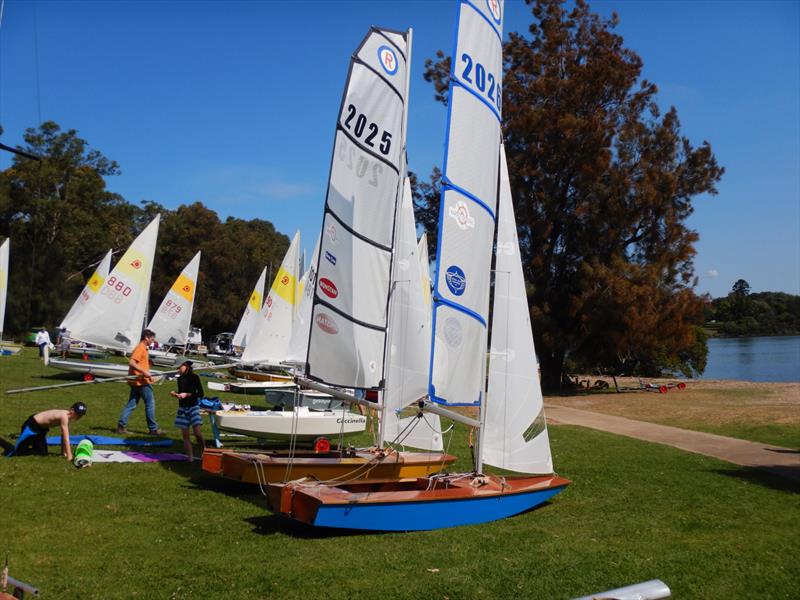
[202,447,457,485]
[229,367,293,383]
[267,474,570,531]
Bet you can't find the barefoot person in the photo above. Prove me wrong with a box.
[3,402,87,460]
[170,360,205,460]
[116,329,164,435]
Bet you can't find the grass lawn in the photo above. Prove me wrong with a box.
[546,379,800,449]
[2,350,798,599]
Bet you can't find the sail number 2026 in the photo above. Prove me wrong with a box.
[343,104,392,155]
[460,53,501,111]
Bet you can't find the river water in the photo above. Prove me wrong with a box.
[702,335,800,382]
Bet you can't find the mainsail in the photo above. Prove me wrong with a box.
[66,215,160,352]
[0,238,8,338]
[60,249,113,332]
[147,251,201,346]
[241,231,300,364]
[232,266,266,350]
[305,28,410,389]
[483,145,553,474]
[428,0,503,406]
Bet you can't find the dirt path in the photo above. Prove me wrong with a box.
[546,404,800,481]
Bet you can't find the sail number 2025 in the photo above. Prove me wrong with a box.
[460,53,501,111]
[343,104,392,156]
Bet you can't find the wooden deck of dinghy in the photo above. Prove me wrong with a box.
[201,447,457,484]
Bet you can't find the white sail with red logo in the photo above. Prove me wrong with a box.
[66,215,160,352]
[232,266,266,350]
[60,249,113,333]
[147,251,201,347]
[242,231,300,364]
[305,28,410,390]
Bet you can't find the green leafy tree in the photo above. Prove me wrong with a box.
[0,121,137,333]
[731,278,751,318]
[421,0,723,389]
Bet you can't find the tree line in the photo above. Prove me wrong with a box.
[705,280,800,337]
[0,122,289,337]
[3,0,726,389]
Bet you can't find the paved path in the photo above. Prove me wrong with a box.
[545,405,800,481]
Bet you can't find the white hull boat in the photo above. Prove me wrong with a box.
[0,341,22,356]
[46,357,164,381]
[214,406,366,441]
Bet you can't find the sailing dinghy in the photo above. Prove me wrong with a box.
[268,0,569,531]
[202,26,457,483]
[47,215,164,379]
[0,238,22,355]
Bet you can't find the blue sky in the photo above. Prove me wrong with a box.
[1,0,797,299]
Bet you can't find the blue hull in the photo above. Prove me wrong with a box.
[310,484,568,531]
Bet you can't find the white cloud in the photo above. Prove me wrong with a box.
[706,269,719,278]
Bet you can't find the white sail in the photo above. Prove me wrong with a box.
[60,249,112,332]
[428,0,503,406]
[66,215,160,352]
[0,238,8,338]
[306,28,410,389]
[484,145,553,474]
[232,266,266,350]
[242,231,301,364]
[147,251,201,346]
[381,179,442,451]
[286,233,320,366]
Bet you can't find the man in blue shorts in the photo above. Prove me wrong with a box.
[170,360,206,461]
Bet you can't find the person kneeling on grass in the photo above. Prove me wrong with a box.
[170,360,205,461]
[1,402,87,460]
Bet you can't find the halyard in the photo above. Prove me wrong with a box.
[1,351,797,599]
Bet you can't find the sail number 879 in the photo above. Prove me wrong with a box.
[343,104,392,156]
[461,53,501,111]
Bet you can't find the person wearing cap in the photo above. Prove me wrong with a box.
[169,360,206,460]
[116,329,164,435]
[2,402,87,460]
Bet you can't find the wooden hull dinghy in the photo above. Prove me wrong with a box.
[202,447,456,485]
[267,474,570,531]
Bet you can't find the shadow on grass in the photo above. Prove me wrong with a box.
[715,466,800,493]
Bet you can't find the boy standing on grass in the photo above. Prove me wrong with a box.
[2,402,87,460]
[170,360,206,460]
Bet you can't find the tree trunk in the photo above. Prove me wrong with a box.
[539,348,566,392]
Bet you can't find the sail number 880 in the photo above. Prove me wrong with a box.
[343,104,392,156]
[101,276,132,304]
[461,53,501,111]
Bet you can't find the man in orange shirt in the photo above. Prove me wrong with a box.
[116,329,164,435]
